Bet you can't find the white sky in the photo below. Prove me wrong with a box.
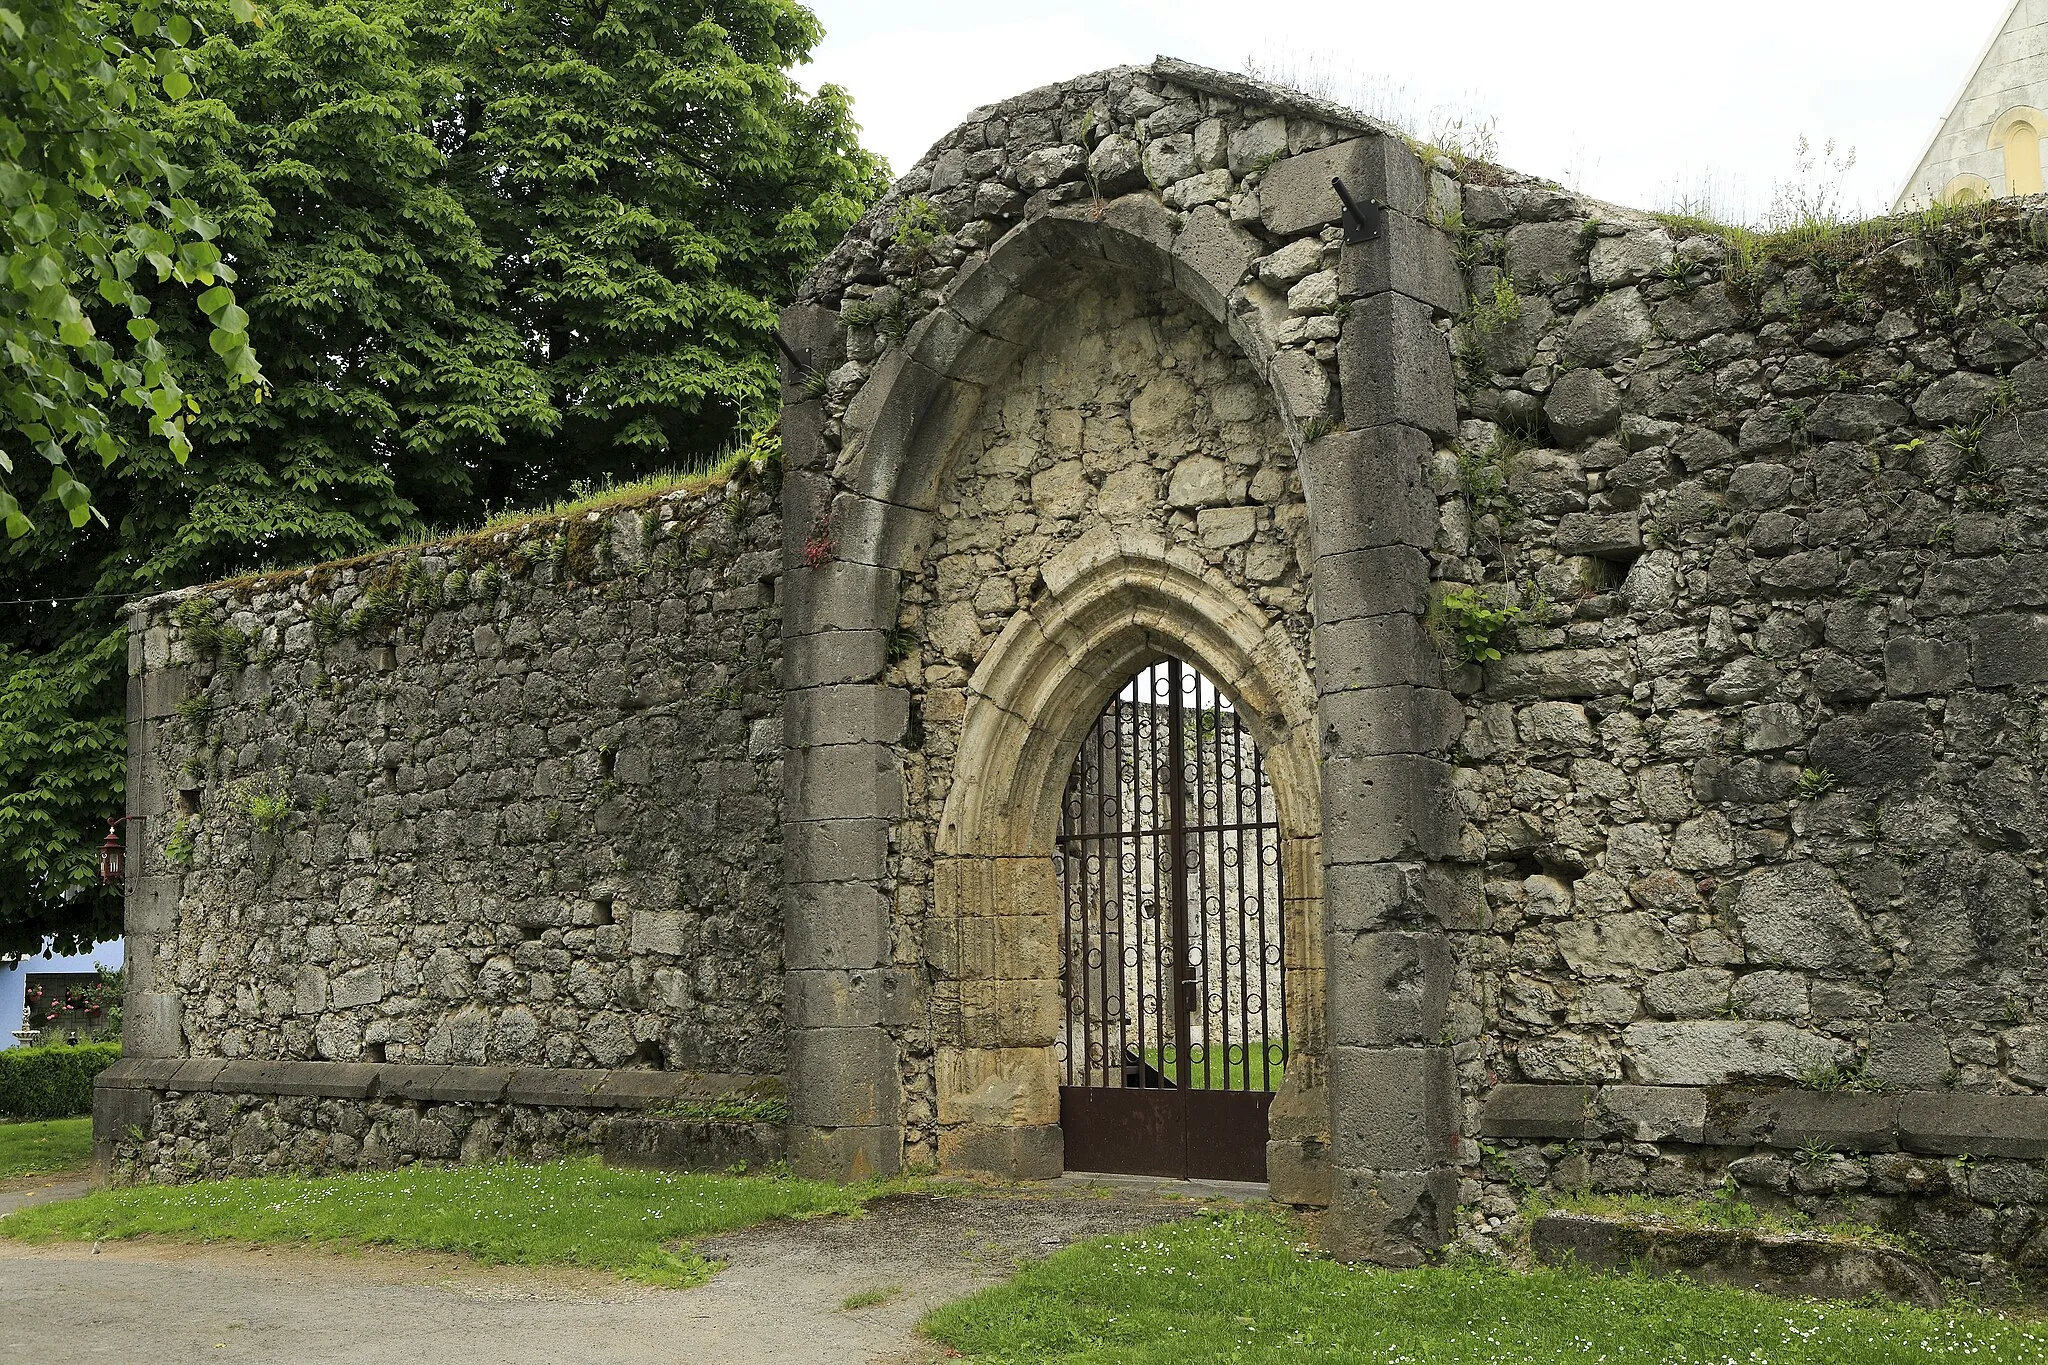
[802,0,2012,222]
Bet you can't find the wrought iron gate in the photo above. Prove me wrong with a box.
[1055,657,1287,1182]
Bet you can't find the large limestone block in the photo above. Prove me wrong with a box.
[1171,205,1259,320]
[1330,1045,1457,1168]
[1484,648,1636,700]
[1555,912,1683,979]
[1325,1165,1457,1267]
[1621,1020,1852,1085]
[1868,1023,1952,1089]
[788,1026,898,1129]
[1329,929,1450,1046]
[936,1047,1059,1127]
[1506,220,1587,289]
[1258,135,1426,233]
[1337,292,1456,438]
[1563,288,1653,366]
[1734,861,1885,972]
[1544,368,1622,444]
[122,992,184,1059]
[1517,1032,1621,1082]
[1588,228,1675,289]
[1298,426,1437,557]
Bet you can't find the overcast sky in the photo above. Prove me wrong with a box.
[803,0,2012,222]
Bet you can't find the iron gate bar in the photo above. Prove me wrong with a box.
[1165,658,1194,1092]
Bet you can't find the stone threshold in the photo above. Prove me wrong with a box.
[1482,1082,2048,1159]
[1531,1211,1944,1307]
[96,1057,779,1111]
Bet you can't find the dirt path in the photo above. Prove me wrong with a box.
[0,1182,1213,1364]
[0,1170,91,1217]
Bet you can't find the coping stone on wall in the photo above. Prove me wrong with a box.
[1900,1091,2048,1159]
[94,1058,779,1112]
[1479,1082,2048,1159]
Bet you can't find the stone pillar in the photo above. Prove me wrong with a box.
[777,303,907,1180]
[121,611,185,1061]
[1297,135,1470,1264]
[928,854,1064,1180]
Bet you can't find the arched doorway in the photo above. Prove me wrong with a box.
[1057,657,1288,1182]
[922,531,1324,1188]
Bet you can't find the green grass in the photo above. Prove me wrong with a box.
[922,1209,2048,1363]
[843,1283,903,1310]
[0,1118,93,1181]
[1132,1044,1285,1092]
[1531,1187,1915,1253]
[0,1157,876,1287]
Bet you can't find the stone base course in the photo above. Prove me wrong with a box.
[94,1059,782,1184]
[1531,1212,1944,1308]
[1476,1083,2048,1293]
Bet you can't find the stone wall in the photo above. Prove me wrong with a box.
[109,53,2048,1282]
[94,1057,784,1183]
[115,479,786,1176]
[774,54,2048,1272]
[1430,166,2048,1285]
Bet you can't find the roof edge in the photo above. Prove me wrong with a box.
[1892,0,2027,211]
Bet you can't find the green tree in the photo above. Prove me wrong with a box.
[0,0,263,540]
[443,0,884,501]
[0,0,882,956]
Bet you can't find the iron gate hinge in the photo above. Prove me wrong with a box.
[1332,176,1384,244]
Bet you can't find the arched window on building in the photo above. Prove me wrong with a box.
[1943,173,1992,205]
[1991,109,2048,197]
[2009,121,2043,196]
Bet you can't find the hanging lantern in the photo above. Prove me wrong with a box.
[98,816,139,888]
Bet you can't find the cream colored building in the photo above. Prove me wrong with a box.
[1896,0,2048,209]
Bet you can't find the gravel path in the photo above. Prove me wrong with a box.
[0,1179,1212,1364]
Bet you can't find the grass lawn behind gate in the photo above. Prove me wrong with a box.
[0,1118,94,1181]
[1,1157,881,1286]
[923,1208,2048,1364]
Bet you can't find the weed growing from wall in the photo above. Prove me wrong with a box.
[890,196,946,263]
[172,600,221,659]
[162,819,196,871]
[1469,275,1522,337]
[1438,587,1522,664]
[234,777,294,837]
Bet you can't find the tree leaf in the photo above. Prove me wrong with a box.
[12,203,57,242]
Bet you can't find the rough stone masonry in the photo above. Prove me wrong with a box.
[97,55,2048,1293]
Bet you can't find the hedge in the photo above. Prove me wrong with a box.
[0,1043,121,1119]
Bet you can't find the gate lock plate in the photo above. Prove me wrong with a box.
[1332,176,1384,244]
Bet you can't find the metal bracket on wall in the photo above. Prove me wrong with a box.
[1332,176,1384,244]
